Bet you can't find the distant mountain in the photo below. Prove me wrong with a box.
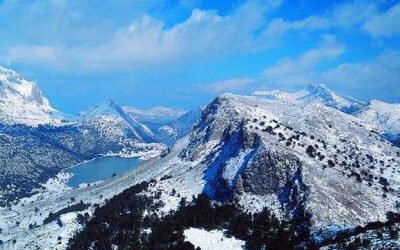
[122,105,203,146]
[123,106,187,125]
[0,67,165,204]
[80,99,156,143]
[155,107,204,145]
[252,83,365,113]
[354,100,400,146]
[253,83,400,146]
[0,66,67,126]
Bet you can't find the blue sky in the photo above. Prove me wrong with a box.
[0,0,399,114]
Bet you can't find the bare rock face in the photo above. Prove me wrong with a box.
[180,94,245,162]
[241,148,302,196]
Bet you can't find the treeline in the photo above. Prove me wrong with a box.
[67,180,160,249]
[67,178,315,250]
[320,211,400,248]
[147,194,315,250]
[43,200,90,225]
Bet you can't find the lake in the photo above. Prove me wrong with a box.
[65,156,141,188]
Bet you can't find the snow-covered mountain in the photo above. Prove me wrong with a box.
[0,67,166,204]
[80,99,156,143]
[252,83,400,147]
[3,92,399,249]
[252,83,365,113]
[0,66,198,205]
[121,105,203,145]
[123,106,187,125]
[354,100,400,146]
[180,93,399,225]
[0,66,65,126]
[1,66,398,248]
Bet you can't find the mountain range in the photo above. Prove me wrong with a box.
[0,66,399,249]
[0,67,200,204]
[253,83,400,146]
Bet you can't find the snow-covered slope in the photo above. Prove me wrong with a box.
[184,228,245,249]
[181,93,400,227]
[0,66,65,126]
[354,100,400,146]
[253,83,365,113]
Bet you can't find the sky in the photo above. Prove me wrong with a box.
[0,0,399,114]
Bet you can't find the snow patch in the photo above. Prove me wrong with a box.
[184,228,245,250]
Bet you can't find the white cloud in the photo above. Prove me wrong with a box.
[258,37,400,99]
[261,0,379,38]
[201,45,400,102]
[5,45,57,64]
[1,0,282,71]
[363,3,400,37]
[199,77,255,93]
[321,50,400,96]
[262,35,344,88]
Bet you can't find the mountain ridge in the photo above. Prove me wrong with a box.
[252,83,400,146]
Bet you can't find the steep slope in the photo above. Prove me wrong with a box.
[354,100,400,146]
[181,93,400,227]
[0,66,65,126]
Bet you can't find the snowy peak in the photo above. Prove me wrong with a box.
[300,83,364,113]
[81,99,124,118]
[252,84,400,145]
[251,89,301,102]
[306,83,333,97]
[0,66,62,126]
[0,66,53,110]
[303,83,340,105]
[252,83,365,113]
[81,99,156,143]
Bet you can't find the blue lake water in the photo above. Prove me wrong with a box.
[65,156,141,188]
